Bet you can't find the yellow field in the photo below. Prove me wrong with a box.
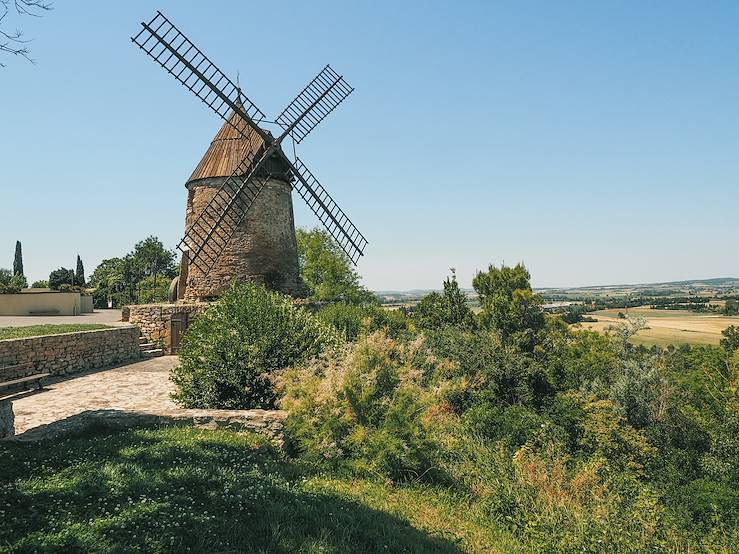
[579,306,739,347]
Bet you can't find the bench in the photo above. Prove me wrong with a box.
[29,309,60,315]
[0,364,50,393]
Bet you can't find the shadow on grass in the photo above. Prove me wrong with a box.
[0,424,463,553]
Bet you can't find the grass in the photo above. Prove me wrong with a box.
[580,306,739,347]
[0,425,520,553]
[0,324,111,340]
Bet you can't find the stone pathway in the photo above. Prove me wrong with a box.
[9,356,180,434]
[0,309,126,328]
[5,356,286,442]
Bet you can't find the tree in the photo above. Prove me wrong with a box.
[12,240,22,276]
[31,279,47,288]
[721,326,739,353]
[472,263,544,342]
[48,267,74,290]
[88,257,125,308]
[0,0,52,67]
[75,254,85,287]
[724,300,739,316]
[128,236,176,286]
[296,228,375,304]
[415,269,476,331]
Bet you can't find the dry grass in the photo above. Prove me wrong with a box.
[579,307,739,346]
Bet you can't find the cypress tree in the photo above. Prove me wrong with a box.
[75,255,85,286]
[13,241,23,276]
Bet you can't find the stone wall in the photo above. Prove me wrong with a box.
[183,177,301,300]
[128,303,210,353]
[0,401,13,438]
[0,327,141,380]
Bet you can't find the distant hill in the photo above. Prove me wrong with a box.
[374,278,739,303]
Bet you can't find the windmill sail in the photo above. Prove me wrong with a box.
[275,65,354,144]
[288,158,368,264]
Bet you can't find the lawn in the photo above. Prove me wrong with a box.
[0,425,519,553]
[0,324,111,340]
[580,306,739,347]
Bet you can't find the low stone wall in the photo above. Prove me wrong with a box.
[127,303,210,353]
[0,401,13,438]
[0,327,141,380]
[10,408,287,444]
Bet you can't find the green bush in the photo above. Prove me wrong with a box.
[317,302,413,341]
[171,283,339,409]
[48,267,74,290]
[0,271,25,294]
[280,332,440,482]
[31,280,48,288]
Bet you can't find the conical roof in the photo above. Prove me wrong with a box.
[187,108,267,184]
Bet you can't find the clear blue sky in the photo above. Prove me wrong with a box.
[1,1,737,290]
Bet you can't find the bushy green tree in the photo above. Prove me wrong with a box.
[296,228,375,304]
[31,280,48,288]
[0,267,25,293]
[13,240,23,276]
[171,283,339,409]
[415,269,476,331]
[48,267,74,290]
[472,263,544,346]
[721,326,739,353]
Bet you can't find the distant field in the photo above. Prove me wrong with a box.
[579,306,739,347]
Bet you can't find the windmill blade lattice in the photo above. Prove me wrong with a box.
[288,158,367,264]
[179,148,273,273]
[275,65,354,144]
[132,11,269,141]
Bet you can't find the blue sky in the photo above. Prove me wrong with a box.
[1,1,737,290]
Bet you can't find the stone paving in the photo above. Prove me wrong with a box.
[0,309,126,328]
[4,356,287,442]
[9,356,180,434]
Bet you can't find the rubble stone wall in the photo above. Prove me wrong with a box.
[0,327,141,380]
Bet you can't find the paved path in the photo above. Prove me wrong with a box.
[9,356,180,435]
[0,309,126,328]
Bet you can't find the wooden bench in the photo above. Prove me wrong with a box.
[0,364,50,393]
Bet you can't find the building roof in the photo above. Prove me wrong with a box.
[187,108,268,184]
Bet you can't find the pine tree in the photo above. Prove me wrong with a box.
[75,255,85,287]
[13,241,23,276]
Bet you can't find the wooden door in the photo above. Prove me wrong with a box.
[170,312,190,354]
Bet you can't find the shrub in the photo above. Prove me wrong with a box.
[48,267,74,290]
[171,283,339,409]
[0,270,25,293]
[31,280,48,288]
[317,302,412,341]
[280,332,440,482]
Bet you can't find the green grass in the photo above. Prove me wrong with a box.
[0,324,110,340]
[0,425,519,553]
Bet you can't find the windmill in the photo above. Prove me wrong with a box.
[131,11,367,301]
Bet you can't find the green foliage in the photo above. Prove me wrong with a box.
[724,299,739,316]
[296,227,375,304]
[30,279,48,288]
[171,283,339,409]
[12,240,23,276]
[0,268,26,292]
[0,324,110,339]
[281,333,439,482]
[75,254,85,286]
[472,263,544,347]
[48,267,74,290]
[317,302,413,341]
[414,270,476,331]
[721,325,739,353]
[88,237,177,307]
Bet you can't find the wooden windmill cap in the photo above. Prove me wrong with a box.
[187,105,268,184]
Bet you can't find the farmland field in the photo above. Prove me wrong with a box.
[579,306,739,346]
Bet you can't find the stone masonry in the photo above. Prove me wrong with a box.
[0,326,141,380]
[0,400,13,438]
[127,303,209,353]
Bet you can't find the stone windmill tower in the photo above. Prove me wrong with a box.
[179,107,300,301]
[133,12,368,304]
